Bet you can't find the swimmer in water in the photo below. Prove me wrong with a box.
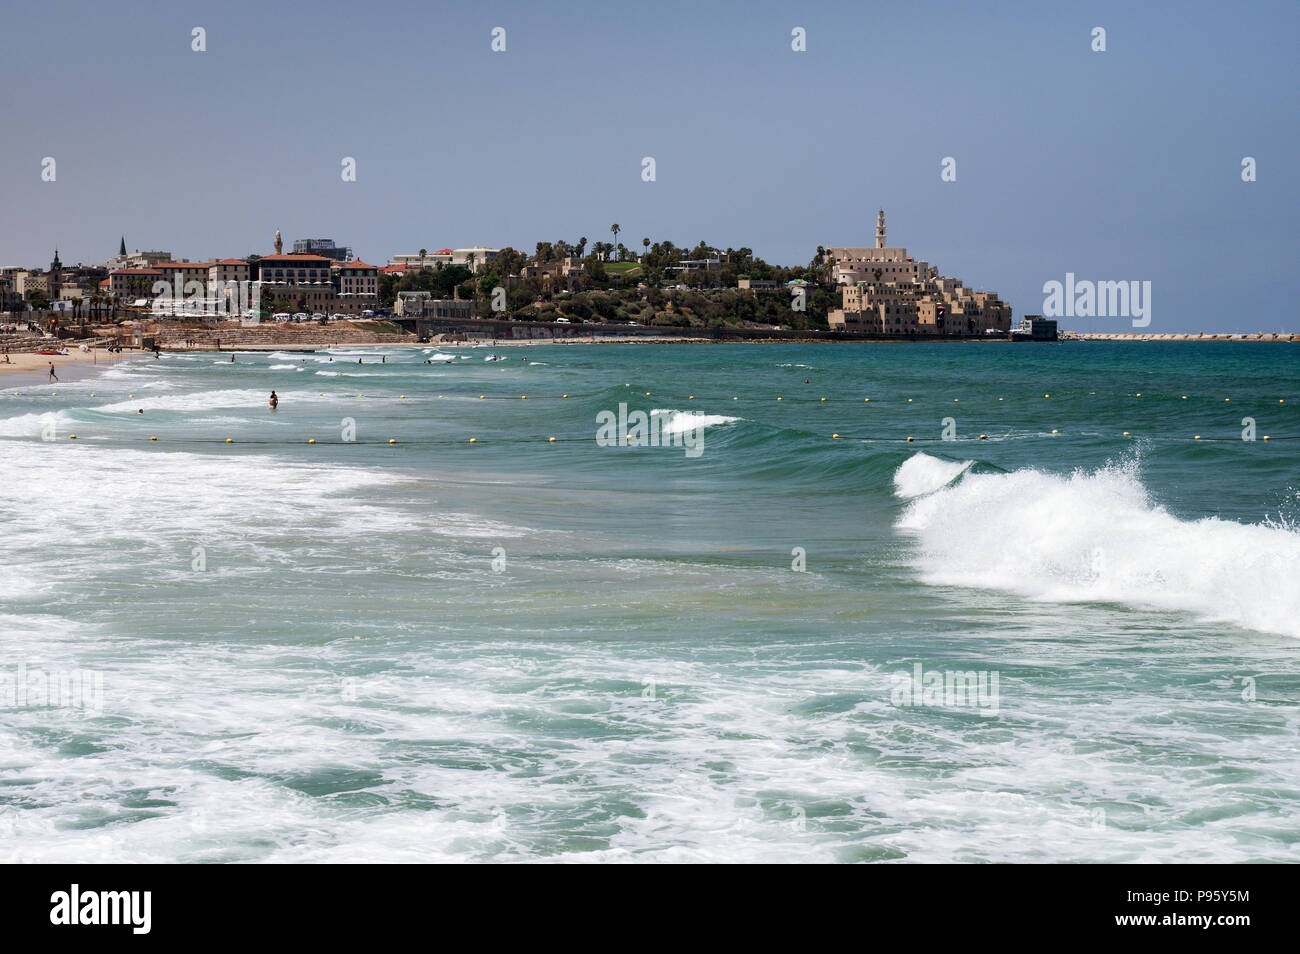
[269,390,279,411]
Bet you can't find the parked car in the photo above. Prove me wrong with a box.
[293,312,308,321]
[272,312,291,321]
[329,313,347,321]
[361,310,375,318]
[555,317,570,323]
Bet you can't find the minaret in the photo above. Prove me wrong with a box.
[274,229,283,255]
[119,236,126,256]
[50,248,63,298]
[875,210,886,249]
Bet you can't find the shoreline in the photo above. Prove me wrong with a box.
[0,348,145,382]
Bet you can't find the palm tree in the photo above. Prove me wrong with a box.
[610,224,620,261]
[642,237,649,261]
[419,248,427,270]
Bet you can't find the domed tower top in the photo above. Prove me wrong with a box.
[274,229,283,255]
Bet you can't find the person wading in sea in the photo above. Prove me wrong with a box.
[269,390,279,411]
[48,362,58,382]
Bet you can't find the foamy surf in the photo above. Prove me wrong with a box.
[649,408,741,435]
[892,452,974,498]
[896,455,1300,638]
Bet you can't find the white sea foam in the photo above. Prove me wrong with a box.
[649,408,740,436]
[0,411,61,438]
[896,455,1300,638]
[86,389,327,413]
[892,452,974,499]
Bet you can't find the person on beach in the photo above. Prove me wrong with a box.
[269,390,279,411]
[48,362,58,382]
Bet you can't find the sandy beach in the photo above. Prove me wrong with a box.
[0,348,142,382]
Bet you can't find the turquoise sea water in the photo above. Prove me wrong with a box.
[1,341,1298,862]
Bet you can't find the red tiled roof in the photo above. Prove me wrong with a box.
[433,248,453,255]
[99,278,110,286]
[381,265,409,273]
[343,259,377,269]
[213,258,248,265]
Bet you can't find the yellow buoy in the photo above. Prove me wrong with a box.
[689,395,695,400]
[998,397,1003,401]
[1181,396,1187,400]
[1194,435,1202,440]
[69,434,76,439]
[645,392,651,396]
[479,395,485,399]
[150,436,157,440]
[906,436,914,442]
[226,438,233,443]
[864,398,870,402]
[1122,431,1130,436]
[1279,399,1285,404]
[979,434,987,440]
[1051,429,1059,434]
[90,393,94,397]
[820,397,827,402]
[400,395,406,399]
[1044,393,1050,398]
[308,439,316,444]
[521,395,527,400]
[388,439,396,444]
[562,394,568,399]
[777,397,782,401]
[1225,398,1230,402]
[1135,392,1141,397]
[548,437,556,442]
[832,433,840,439]
[953,398,959,402]
[469,437,477,443]
[733,396,738,401]
[1263,435,1270,441]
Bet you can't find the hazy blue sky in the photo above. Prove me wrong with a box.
[2,0,1295,331]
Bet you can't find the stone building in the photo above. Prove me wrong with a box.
[827,212,1012,335]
